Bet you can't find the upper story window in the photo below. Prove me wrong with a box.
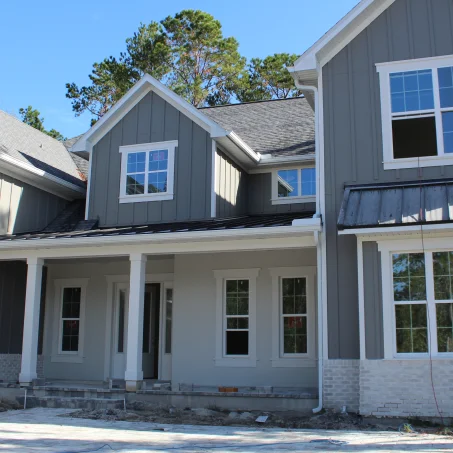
[271,167,316,205]
[377,55,453,170]
[119,141,177,203]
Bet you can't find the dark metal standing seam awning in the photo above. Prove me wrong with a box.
[337,179,453,231]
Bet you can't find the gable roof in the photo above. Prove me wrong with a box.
[70,74,261,169]
[0,110,86,195]
[201,97,315,158]
[290,0,396,83]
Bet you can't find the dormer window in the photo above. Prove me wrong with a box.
[271,167,316,205]
[377,55,453,169]
[119,141,177,203]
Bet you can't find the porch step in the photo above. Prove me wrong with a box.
[30,387,125,399]
[21,396,125,410]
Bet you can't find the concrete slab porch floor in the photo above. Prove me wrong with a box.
[0,408,452,452]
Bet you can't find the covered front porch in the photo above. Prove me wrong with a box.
[0,213,321,405]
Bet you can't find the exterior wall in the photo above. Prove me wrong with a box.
[43,258,175,381]
[323,360,360,413]
[248,173,316,215]
[0,354,43,382]
[362,242,384,360]
[0,172,67,234]
[0,261,46,357]
[360,360,453,417]
[88,91,213,227]
[215,149,248,217]
[172,249,318,389]
[322,0,453,359]
[323,359,453,418]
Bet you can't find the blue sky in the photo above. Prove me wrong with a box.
[0,0,359,138]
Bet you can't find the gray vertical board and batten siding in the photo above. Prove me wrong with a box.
[0,172,67,235]
[215,149,248,217]
[323,0,453,359]
[89,91,213,226]
[247,173,316,215]
[0,262,47,355]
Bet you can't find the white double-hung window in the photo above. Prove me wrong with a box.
[271,167,316,205]
[51,278,88,363]
[270,267,316,367]
[377,55,453,169]
[119,141,177,203]
[214,269,259,367]
[379,240,453,358]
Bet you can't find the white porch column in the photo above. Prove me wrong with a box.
[124,253,146,391]
[19,257,44,386]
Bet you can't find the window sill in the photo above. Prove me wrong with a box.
[389,354,453,360]
[51,354,84,364]
[214,357,257,368]
[119,193,174,204]
[383,155,453,170]
[271,196,316,205]
[271,358,316,368]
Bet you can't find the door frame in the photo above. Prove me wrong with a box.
[104,273,174,381]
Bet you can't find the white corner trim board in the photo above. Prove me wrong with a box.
[213,268,259,367]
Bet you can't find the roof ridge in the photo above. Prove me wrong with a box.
[198,96,306,110]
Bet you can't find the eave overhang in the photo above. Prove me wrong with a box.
[0,151,86,201]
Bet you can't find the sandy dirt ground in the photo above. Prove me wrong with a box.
[0,407,453,452]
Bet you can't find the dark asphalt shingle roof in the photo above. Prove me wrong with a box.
[338,179,453,230]
[0,211,314,243]
[200,97,315,157]
[69,152,89,178]
[0,111,86,189]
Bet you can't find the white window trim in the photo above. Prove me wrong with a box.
[119,140,177,203]
[269,267,316,368]
[378,237,453,359]
[377,54,453,170]
[271,166,316,205]
[213,269,259,367]
[51,278,89,363]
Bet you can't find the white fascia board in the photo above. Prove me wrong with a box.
[290,0,395,78]
[0,221,321,255]
[338,223,453,236]
[214,135,261,170]
[71,74,228,153]
[0,151,86,200]
[250,154,315,173]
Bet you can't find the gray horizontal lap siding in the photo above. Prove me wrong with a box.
[89,92,212,226]
[0,172,68,235]
[323,0,453,359]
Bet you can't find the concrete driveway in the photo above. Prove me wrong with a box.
[0,408,452,452]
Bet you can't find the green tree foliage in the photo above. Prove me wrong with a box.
[19,106,66,141]
[66,10,246,122]
[235,53,302,103]
[18,106,45,131]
